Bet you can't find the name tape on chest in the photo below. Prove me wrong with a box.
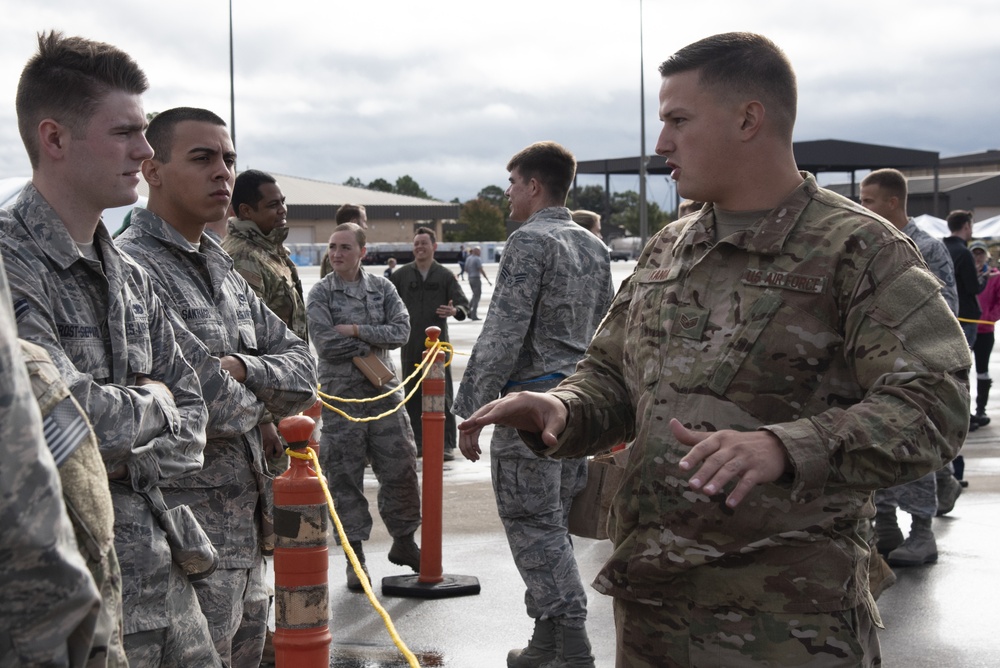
[741,269,826,294]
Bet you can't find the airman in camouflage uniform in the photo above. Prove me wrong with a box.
[454,142,613,668]
[2,187,218,666]
[307,223,421,589]
[222,170,308,343]
[860,168,959,571]
[4,31,218,667]
[0,256,101,668]
[458,34,970,667]
[116,108,317,668]
[20,339,128,667]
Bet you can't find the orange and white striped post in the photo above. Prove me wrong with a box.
[382,326,480,598]
[274,415,331,667]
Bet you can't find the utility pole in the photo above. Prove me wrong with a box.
[229,0,237,154]
[638,0,648,247]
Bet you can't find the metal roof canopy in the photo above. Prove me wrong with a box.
[575,139,943,215]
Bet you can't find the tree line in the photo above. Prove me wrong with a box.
[343,176,675,242]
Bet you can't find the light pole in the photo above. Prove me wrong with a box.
[229,0,237,153]
[638,0,648,247]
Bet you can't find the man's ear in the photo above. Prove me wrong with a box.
[528,177,543,199]
[141,158,162,187]
[237,203,253,220]
[37,119,69,160]
[739,100,765,140]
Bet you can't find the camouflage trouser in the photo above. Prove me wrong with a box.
[81,545,127,668]
[320,405,421,543]
[191,560,269,668]
[491,425,589,626]
[122,563,221,668]
[874,471,937,518]
[613,597,881,667]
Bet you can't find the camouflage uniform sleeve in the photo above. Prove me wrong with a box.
[765,240,970,500]
[358,277,410,350]
[307,279,370,362]
[2,250,207,490]
[232,279,317,419]
[125,251,267,440]
[452,233,542,418]
[0,261,100,668]
[923,237,959,315]
[164,306,266,439]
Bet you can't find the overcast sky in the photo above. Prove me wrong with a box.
[2,0,998,209]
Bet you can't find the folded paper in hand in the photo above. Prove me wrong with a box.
[353,352,395,388]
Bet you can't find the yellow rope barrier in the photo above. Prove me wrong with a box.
[316,341,456,423]
[958,317,997,326]
[286,446,421,668]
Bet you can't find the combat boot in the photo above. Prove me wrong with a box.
[975,378,992,426]
[548,622,596,668]
[346,541,370,591]
[507,618,557,668]
[874,510,904,556]
[388,533,421,572]
[887,515,938,567]
[936,469,962,516]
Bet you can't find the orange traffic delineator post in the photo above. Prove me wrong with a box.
[382,326,481,599]
[274,415,332,667]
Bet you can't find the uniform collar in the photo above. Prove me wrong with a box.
[676,173,820,256]
[226,216,289,248]
[130,207,234,271]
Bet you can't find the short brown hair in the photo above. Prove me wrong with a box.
[16,31,149,169]
[335,204,366,225]
[414,226,436,245]
[861,169,908,202]
[947,209,974,233]
[659,32,797,139]
[332,222,366,248]
[506,141,576,204]
[571,210,601,234]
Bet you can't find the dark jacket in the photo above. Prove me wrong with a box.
[944,236,986,320]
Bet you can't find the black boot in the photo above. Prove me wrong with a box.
[507,618,557,668]
[346,541,370,591]
[549,623,596,668]
[976,378,992,426]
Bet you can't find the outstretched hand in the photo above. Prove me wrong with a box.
[457,392,567,462]
[671,418,790,508]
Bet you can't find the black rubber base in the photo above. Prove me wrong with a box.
[380,573,481,599]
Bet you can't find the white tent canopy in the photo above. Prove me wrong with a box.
[973,214,1000,239]
[911,214,949,238]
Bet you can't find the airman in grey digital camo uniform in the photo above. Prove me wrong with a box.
[1,32,219,667]
[0,255,101,668]
[454,141,613,668]
[308,222,422,590]
[117,107,317,667]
